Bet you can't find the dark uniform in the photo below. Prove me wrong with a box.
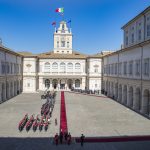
[80,134,85,146]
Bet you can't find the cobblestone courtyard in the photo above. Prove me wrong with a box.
[0,92,150,150]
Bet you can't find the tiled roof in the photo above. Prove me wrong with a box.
[0,45,22,56]
[37,50,87,59]
[18,51,37,57]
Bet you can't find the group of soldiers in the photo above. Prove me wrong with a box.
[54,131,85,146]
[18,91,56,132]
[54,131,72,145]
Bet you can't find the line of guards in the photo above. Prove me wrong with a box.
[18,91,56,132]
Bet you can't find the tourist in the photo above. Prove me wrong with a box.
[67,132,71,145]
[80,134,85,146]
[54,133,59,145]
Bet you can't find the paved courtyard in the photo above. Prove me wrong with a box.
[0,91,150,150]
[65,92,150,137]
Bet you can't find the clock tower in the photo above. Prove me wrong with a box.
[53,21,73,54]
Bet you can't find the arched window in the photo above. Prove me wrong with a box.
[75,63,81,70]
[60,62,66,72]
[67,63,73,71]
[44,62,50,72]
[52,62,58,70]
[57,41,59,48]
[94,65,99,73]
[45,79,50,88]
[75,79,80,88]
[67,41,69,48]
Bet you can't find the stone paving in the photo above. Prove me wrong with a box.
[0,91,150,150]
[0,92,60,137]
[65,92,150,137]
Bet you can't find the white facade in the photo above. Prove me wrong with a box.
[54,21,73,54]
[103,6,150,118]
[0,45,23,103]
[87,58,102,91]
[22,21,102,92]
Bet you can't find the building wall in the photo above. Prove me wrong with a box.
[123,11,150,48]
[0,47,23,103]
[87,58,102,90]
[23,57,37,92]
[102,43,150,118]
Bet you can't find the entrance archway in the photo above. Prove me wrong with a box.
[52,79,58,89]
[45,79,50,89]
[134,88,141,111]
[123,85,127,104]
[1,83,5,101]
[67,79,73,89]
[11,82,13,97]
[118,84,122,102]
[6,82,9,99]
[115,83,118,100]
[142,89,150,115]
[128,86,133,107]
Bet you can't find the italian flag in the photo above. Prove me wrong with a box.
[55,7,64,13]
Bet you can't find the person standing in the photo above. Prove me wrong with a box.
[67,132,71,145]
[59,131,63,144]
[64,132,68,141]
[54,133,59,145]
[80,134,85,146]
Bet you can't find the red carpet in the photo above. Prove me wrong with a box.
[75,135,150,143]
[60,91,68,133]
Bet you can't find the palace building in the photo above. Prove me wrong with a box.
[19,21,103,93]
[0,6,150,118]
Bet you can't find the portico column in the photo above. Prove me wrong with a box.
[39,77,44,91]
[73,79,75,89]
[81,77,86,90]
[0,83,2,102]
[50,79,53,90]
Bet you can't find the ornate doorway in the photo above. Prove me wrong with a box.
[52,79,58,89]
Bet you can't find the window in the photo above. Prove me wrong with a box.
[129,61,133,75]
[95,84,97,88]
[94,65,99,73]
[52,62,58,70]
[144,59,149,75]
[75,63,81,70]
[67,42,69,48]
[61,41,65,47]
[45,79,50,88]
[57,41,59,48]
[75,79,80,88]
[126,36,128,46]
[67,63,73,71]
[119,63,122,75]
[1,62,5,74]
[27,83,30,87]
[44,62,50,72]
[138,30,142,40]
[6,62,9,74]
[62,24,65,30]
[115,63,118,75]
[11,63,13,74]
[136,60,140,75]
[147,25,150,37]
[124,62,127,75]
[62,24,65,33]
[131,33,134,43]
[60,62,66,72]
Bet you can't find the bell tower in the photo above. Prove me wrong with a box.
[53,21,73,54]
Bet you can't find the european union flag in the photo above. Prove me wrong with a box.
[67,20,71,23]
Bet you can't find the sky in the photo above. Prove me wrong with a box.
[0,0,149,54]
